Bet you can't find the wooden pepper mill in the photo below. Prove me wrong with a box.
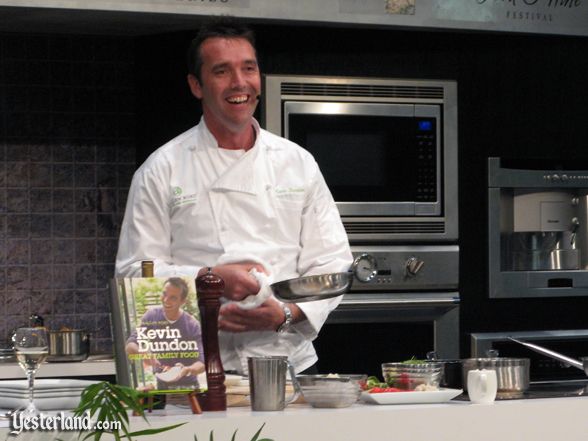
[196,268,227,411]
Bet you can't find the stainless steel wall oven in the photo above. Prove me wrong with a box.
[262,75,460,363]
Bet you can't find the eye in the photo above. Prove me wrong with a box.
[243,63,258,73]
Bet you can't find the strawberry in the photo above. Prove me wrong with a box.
[369,387,407,393]
[397,373,411,386]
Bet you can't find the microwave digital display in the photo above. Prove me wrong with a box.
[419,120,433,131]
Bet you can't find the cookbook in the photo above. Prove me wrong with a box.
[109,277,206,393]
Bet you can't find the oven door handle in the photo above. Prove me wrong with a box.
[339,294,460,308]
[329,293,460,325]
[340,298,459,308]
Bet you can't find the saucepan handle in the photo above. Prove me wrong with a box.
[284,360,301,406]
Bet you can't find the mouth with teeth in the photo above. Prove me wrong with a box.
[226,94,250,104]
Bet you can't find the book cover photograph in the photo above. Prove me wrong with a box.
[110,276,206,393]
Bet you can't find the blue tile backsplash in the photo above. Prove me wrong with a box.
[0,33,136,354]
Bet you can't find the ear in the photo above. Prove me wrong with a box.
[187,74,203,99]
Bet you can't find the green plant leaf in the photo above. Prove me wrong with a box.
[105,388,131,422]
[78,384,100,404]
[71,381,184,441]
[250,423,266,441]
[193,424,272,441]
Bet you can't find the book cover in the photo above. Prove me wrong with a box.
[110,277,206,393]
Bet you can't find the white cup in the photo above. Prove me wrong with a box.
[467,369,497,405]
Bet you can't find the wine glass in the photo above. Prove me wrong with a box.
[12,327,49,414]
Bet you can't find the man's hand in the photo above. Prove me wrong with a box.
[179,361,205,379]
[198,262,267,301]
[219,298,303,333]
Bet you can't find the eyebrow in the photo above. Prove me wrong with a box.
[211,59,258,71]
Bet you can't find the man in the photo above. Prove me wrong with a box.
[116,17,352,375]
[126,278,205,389]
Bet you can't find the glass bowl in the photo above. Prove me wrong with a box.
[296,374,367,408]
[381,362,443,391]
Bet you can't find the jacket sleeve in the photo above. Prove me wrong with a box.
[115,165,202,278]
[293,164,353,340]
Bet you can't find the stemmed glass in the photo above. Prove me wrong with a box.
[12,327,49,414]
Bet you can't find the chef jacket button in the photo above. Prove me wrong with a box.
[265,184,271,191]
[270,257,278,265]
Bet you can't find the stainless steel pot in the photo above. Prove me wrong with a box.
[462,357,530,398]
[47,330,90,362]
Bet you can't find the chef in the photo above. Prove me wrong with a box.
[115,17,352,375]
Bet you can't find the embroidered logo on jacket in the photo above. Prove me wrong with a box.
[171,187,198,208]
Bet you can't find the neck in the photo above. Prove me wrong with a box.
[204,116,256,151]
[164,309,182,321]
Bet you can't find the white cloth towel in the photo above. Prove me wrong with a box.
[234,268,273,310]
[216,254,275,310]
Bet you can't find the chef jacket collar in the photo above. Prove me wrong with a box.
[204,118,267,195]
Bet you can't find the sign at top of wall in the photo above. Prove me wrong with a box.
[0,0,586,36]
[432,0,586,35]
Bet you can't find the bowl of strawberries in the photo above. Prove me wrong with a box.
[381,360,442,391]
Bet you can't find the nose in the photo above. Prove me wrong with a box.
[230,69,246,88]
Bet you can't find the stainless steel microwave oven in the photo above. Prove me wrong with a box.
[262,75,458,243]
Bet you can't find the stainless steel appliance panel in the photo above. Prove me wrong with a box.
[349,245,459,291]
[488,157,588,298]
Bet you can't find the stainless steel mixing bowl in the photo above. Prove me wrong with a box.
[296,374,367,408]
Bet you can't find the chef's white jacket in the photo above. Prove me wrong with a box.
[116,118,353,374]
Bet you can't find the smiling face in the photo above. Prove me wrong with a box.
[187,37,261,138]
[161,282,186,318]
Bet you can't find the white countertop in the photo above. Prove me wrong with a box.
[2,396,587,441]
[0,355,116,379]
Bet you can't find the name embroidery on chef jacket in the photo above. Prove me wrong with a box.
[274,186,305,201]
[170,186,198,208]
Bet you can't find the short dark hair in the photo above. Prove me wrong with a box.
[186,16,256,83]
[164,277,189,300]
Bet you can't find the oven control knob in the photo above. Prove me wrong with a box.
[352,254,378,283]
[405,257,424,277]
